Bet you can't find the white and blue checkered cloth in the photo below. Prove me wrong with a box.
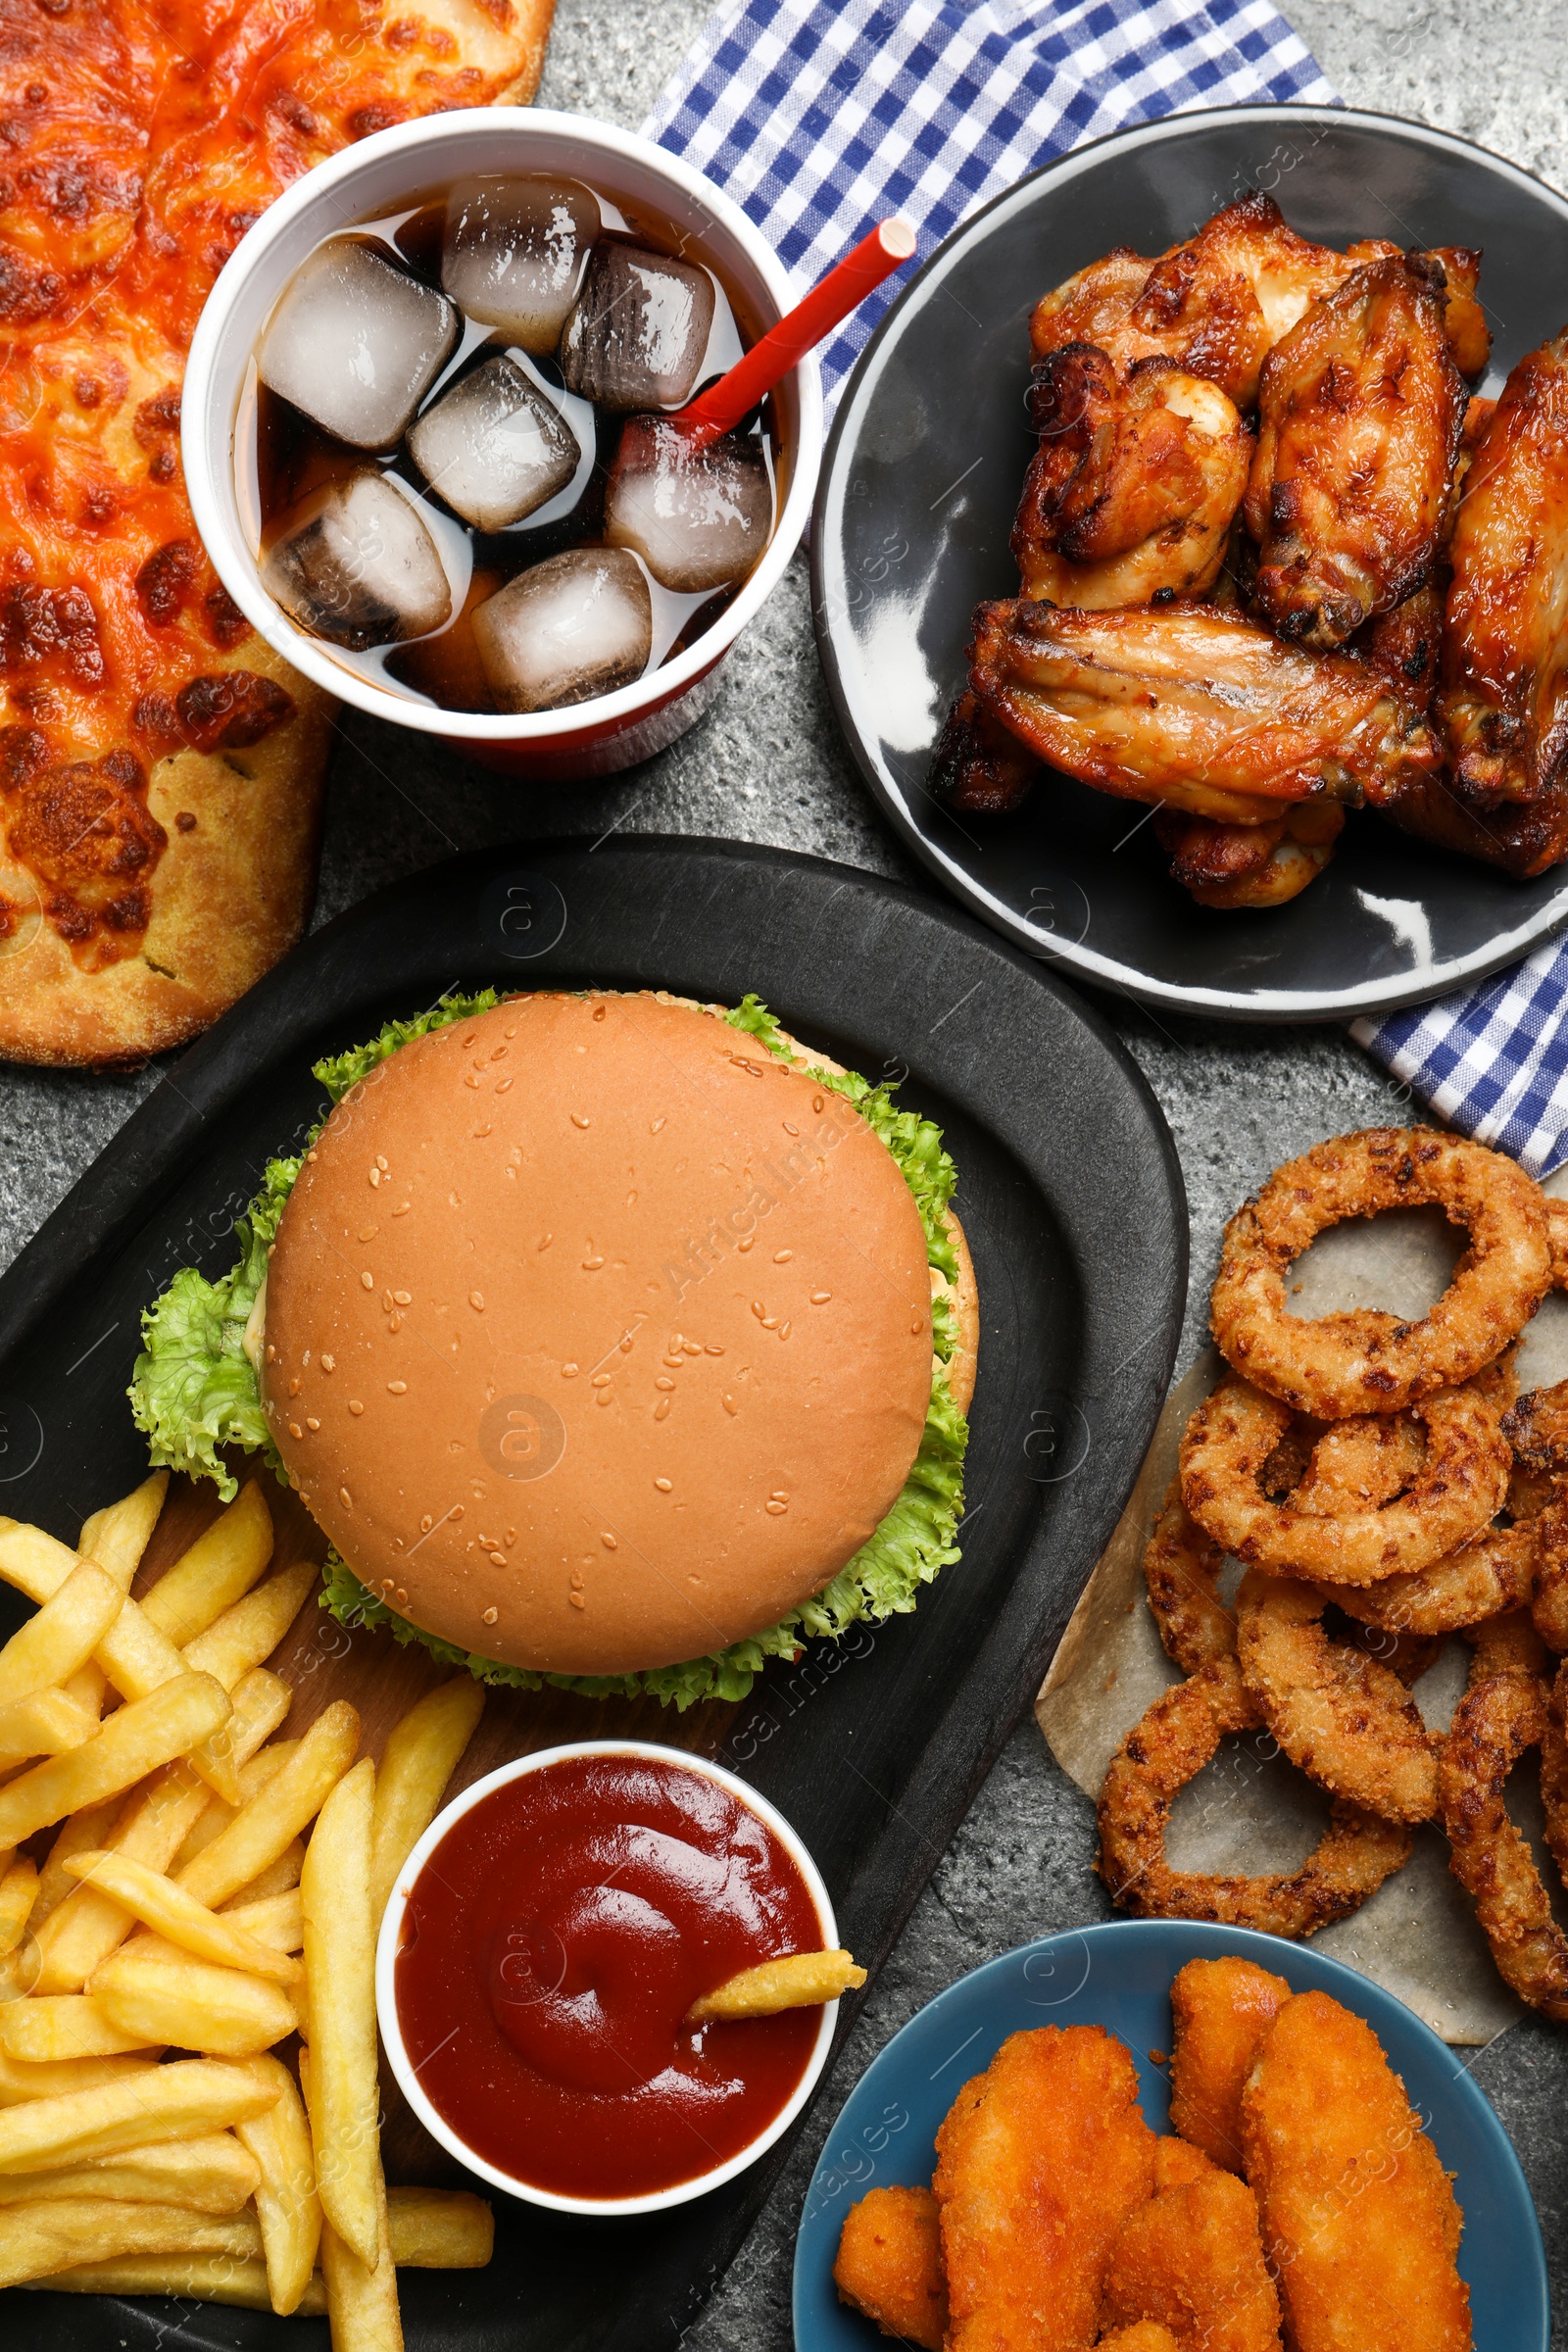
[649,1,1568,1178]
[646,0,1333,413]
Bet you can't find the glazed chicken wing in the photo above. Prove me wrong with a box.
[967,602,1440,817]
[929,688,1042,815]
[1380,768,1568,879]
[1438,330,1568,808]
[1011,346,1250,606]
[1246,253,1465,648]
[1153,802,1345,909]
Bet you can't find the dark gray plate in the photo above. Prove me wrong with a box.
[0,839,1185,2351]
[811,105,1568,1023]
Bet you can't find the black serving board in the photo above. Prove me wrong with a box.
[813,105,1568,1021]
[0,838,1186,2350]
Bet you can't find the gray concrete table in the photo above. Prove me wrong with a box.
[3,1,1566,2339]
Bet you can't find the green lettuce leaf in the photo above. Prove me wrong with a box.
[128,988,970,1704]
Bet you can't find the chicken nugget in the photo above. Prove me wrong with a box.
[934,2024,1154,2352]
[1241,1989,1469,2350]
[1102,2167,1282,2352]
[834,2184,947,2350]
[1153,2134,1224,2190]
[1100,2328,1184,2352]
[1169,1954,1291,2172]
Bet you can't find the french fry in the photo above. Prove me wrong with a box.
[220,1840,305,1908]
[63,1851,302,1984]
[236,2052,319,2314]
[0,2054,278,2172]
[0,2131,260,2212]
[77,1473,168,1589]
[0,1562,123,1707]
[179,1700,359,1911]
[301,1756,379,2268]
[0,1673,231,1850]
[90,1936,299,2059]
[140,1482,274,1646]
[0,2051,163,2106]
[174,1740,299,1869]
[320,2201,402,2348]
[0,2193,259,2289]
[0,1517,240,1803]
[25,2251,324,2313]
[32,1797,135,1929]
[0,1857,37,1958]
[60,1663,106,1723]
[0,1687,99,1773]
[0,1997,152,2064]
[684,1947,867,2023]
[182,1557,318,1691]
[32,1675,289,1996]
[384,2185,494,2269]
[368,1679,484,1926]
[222,1890,303,1953]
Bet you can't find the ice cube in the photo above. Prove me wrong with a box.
[441,176,601,354]
[262,468,453,651]
[605,417,772,592]
[259,238,459,450]
[471,548,652,711]
[407,355,580,532]
[560,243,715,412]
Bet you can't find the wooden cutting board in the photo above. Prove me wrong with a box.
[128,1462,742,2183]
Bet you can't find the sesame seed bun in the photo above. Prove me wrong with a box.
[260,990,959,1676]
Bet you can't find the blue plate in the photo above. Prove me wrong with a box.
[792,1920,1547,2351]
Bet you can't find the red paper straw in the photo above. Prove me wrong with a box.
[675,218,918,440]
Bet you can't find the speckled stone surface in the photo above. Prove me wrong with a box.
[1,2,1565,2342]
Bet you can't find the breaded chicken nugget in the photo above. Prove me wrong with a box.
[1100,2328,1183,2351]
[1153,2135,1223,2189]
[834,2184,947,2350]
[934,2025,1155,2352]
[1241,1990,1470,2351]
[1102,2166,1282,2352]
[1169,1954,1291,2172]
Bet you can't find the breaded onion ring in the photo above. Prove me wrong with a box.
[1531,1495,1568,1654]
[1540,1661,1568,1887]
[1439,1619,1568,2020]
[1210,1129,1549,1416]
[1328,1521,1538,1638]
[1235,1569,1438,1822]
[1097,1658,1413,1935]
[1144,1479,1237,1672]
[1181,1374,1510,1585]
[1293,1410,1427,1509]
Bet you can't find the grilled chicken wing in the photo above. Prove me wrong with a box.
[1153,802,1346,908]
[1246,253,1464,648]
[1438,330,1568,808]
[967,602,1440,816]
[1012,347,1250,607]
[930,688,1041,815]
[1381,770,1568,878]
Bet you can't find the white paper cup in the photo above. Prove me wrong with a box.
[182,111,822,782]
[375,1740,841,2214]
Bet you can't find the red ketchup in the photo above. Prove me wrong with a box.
[393,1751,826,2200]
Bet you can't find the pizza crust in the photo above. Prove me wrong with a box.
[0,639,334,1066]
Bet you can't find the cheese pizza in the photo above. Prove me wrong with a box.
[0,0,555,1063]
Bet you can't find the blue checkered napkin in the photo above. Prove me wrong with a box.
[645,0,1334,415]
[1354,953,1568,1180]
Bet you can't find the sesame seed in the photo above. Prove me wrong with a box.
[591,1373,612,1389]
[349,1400,365,1416]
[361,1271,373,1290]
[602,1532,617,1549]
[722,1394,739,1416]
[376,1156,388,1172]
[570,1112,590,1129]
[811,1291,832,1304]
[682,1340,702,1354]
[369,1168,380,1187]
[394,1290,412,1305]
[655,1478,672,1493]
[288,1376,301,1396]
[655,1396,671,1421]
[340,1487,353,1508]
[321,1354,335,1372]
[656,1377,675,1392]
[783,1120,800,1136]
[563,1363,579,1378]
[705,1344,724,1356]
[490,1551,506,1566]
[570,1592,587,1609]
[288,1421,303,1440]
[765,1499,787,1515]
[773,1250,793,1263]
[306,1417,320,1432]
[469,1292,484,1311]
[387,1381,407,1395]
[483,1606,498,1626]
[752,1301,765,1318]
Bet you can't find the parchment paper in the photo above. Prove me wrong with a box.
[1038,1182,1568,2047]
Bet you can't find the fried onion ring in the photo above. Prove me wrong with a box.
[1097,1658,1413,1934]
[1181,1374,1510,1585]
[1328,1521,1538,1638]
[1292,1410,1427,1509]
[1439,1620,1568,2020]
[1500,1380,1568,1649]
[1235,1569,1438,1821]
[1144,1478,1237,1672]
[1210,1129,1549,1415]
[1540,1661,1568,1887]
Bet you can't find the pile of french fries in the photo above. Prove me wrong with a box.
[0,1470,490,2344]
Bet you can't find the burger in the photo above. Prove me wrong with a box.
[130,988,977,1707]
